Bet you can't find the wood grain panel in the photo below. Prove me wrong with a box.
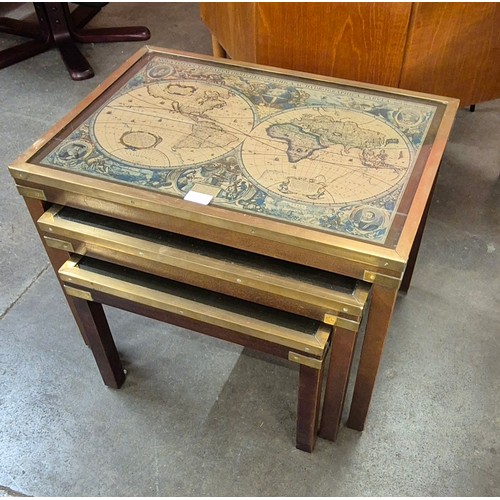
[200,2,257,61]
[255,2,411,86]
[201,3,500,105]
[400,3,500,105]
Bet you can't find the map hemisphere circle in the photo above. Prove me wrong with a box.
[240,106,414,206]
[91,80,255,169]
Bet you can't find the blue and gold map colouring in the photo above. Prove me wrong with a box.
[40,55,437,243]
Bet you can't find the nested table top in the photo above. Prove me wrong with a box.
[15,47,458,274]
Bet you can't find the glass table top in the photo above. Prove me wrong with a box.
[33,50,446,248]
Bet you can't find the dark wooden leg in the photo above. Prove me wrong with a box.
[318,327,357,441]
[70,297,125,389]
[0,2,150,80]
[43,3,94,80]
[0,2,100,37]
[68,3,103,30]
[399,174,438,293]
[64,3,150,44]
[0,16,40,38]
[346,285,398,431]
[0,3,53,70]
[296,363,323,452]
[52,2,150,80]
[0,37,51,69]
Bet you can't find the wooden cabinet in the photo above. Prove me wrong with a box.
[200,2,500,106]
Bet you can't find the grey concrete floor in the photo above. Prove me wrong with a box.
[0,3,499,497]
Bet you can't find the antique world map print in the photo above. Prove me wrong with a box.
[40,54,438,243]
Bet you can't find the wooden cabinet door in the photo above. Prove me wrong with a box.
[400,2,500,105]
[201,2,500,104]
[254,2,412,87]
[201,2,412,87]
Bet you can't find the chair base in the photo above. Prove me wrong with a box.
[0,2,150,80]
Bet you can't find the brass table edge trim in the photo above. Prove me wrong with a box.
[39,209,368,315]
[13,167,407,273]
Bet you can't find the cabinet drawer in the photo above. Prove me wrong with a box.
[39,205,370,329]
[59,255,331,362]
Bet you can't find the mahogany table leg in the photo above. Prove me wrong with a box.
[318,326,358,441]
[296,363,323,452]
[346,284,398,431]
[70,296,125,389]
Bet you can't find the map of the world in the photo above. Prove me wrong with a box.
[40,54,438,243]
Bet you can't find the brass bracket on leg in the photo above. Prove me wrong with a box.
[363,270,401,289]
[64,285,93,302]
[16,185,47,201]
[43,236,75,253]
[323,313,361,332]
[288,352,323,370]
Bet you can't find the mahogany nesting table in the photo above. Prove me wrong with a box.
[8,46,458,451]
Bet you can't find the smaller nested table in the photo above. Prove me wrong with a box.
[9,46,458,449]
[40,204,371,451]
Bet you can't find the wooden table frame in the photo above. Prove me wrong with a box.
[9,46,459,436]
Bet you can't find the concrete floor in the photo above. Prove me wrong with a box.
[0,3,499,497]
